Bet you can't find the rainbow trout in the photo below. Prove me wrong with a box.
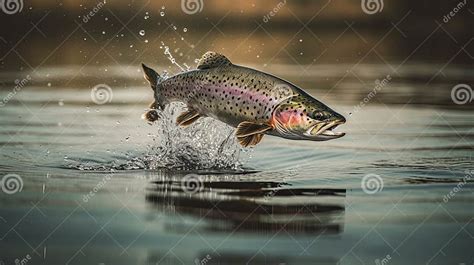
[142,51,345,147]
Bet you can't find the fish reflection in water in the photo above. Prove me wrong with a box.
[145,173,346,235]
[147,251,338,265]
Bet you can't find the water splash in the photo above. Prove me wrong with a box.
[139,103,245,170]
[68,103,247,171]
[160,42,189,71]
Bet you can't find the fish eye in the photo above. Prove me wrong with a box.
[313,112,324,120]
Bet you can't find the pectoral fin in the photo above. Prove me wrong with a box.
[142,101,160,122]
[237,133,265,147]
[235,121,273,147]
[176,109,201,126]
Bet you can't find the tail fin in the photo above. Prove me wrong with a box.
[142,63,160,88]
[142,63,164,122]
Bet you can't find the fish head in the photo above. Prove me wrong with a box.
[272,95,346,141]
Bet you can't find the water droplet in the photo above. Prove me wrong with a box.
[299,39,303,42]
[47,82,51,87]
[139,30,145,36]
[144,39,149,43]
[160,11,165,16]
[161,6,165,9]
[183,28,187,32]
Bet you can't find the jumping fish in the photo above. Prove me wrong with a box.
[142,51,345,147]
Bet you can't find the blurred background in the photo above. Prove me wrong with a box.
[1,1,473,265]
[0,0,473,108]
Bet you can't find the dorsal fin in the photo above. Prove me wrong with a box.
[197,51,232,69]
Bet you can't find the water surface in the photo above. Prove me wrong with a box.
[0,63,472,265]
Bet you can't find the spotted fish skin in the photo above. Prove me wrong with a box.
[142,51,346,147]
[159,66,295,127]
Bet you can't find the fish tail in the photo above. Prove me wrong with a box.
[142,63,165,122]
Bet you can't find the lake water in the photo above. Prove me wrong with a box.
[0,64,473,265]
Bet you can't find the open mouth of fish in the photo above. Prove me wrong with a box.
[308,120,345,138]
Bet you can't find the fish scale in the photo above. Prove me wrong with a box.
[160,67,288,127]
[142,51,346,147]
